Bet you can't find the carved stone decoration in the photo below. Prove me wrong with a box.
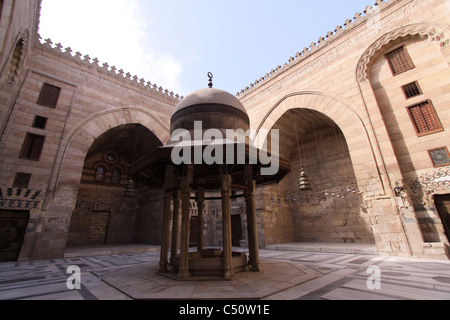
[0,187,43,210]
[406,167,450,207]
[357,23,450,83]
[5,29,29,84]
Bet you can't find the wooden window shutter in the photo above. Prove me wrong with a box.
[407,101,443,136]
[13,173,32,188]
[19,133,46,160]
[37,83,61,108]
[386,46,415,76]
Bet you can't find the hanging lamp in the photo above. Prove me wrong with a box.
[298,169,313,192]
[123,179,136,198]
[124,125,139,198]
[293,111,313,192]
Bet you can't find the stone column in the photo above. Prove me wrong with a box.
[244,181,260,272]
[178,165,192,279]
[244,164,260,272]
[197,186,205,252]
[159,165,176,273]
[171,190,180,260]
[221,173,233,279]
[159,191,172,273]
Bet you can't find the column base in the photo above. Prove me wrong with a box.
[223,268,233,280]
[177,269,190,280]
[159,262,168,274]
[249,265,260,272]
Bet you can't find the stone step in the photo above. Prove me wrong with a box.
[265,242,378,255]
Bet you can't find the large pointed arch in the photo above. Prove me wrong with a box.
[48,106,170,200]
[256,91,384,196]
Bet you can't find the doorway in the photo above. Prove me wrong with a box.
[435,194,450,242]
[88,211,111,244]
[0,210,30,262]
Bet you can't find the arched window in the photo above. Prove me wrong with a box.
[94,166,106,182]
[111,168,121,184]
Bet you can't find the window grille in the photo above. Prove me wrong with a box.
[386,46,415,76]
[429,148,450,168]
[402,81,422,99]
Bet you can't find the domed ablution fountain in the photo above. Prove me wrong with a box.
[129,73,290,280]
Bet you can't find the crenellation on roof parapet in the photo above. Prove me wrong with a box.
[236,0,395,98]
[34,35,183,102]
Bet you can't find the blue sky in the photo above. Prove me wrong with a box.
[39,0,373,96]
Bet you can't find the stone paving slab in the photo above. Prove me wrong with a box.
[265,242,378,255]
[64,244,160,258]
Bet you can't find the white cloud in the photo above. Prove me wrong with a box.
[38,0,183,93]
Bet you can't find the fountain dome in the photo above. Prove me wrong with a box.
[170,87,250,134]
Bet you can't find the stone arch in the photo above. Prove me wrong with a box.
[356,22,450,83]
[256,91,382,195]
[49,107,170,200]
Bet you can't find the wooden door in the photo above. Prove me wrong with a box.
[0,210,29,262]
[435,195,450,242]
[88,211,110,244]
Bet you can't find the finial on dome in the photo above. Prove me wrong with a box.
[208,72,214,88]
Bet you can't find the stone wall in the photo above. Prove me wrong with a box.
[67,185,138,246]
[134,188,165,245]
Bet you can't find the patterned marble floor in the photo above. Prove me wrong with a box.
[1,246,450,300]
[259,249,450,300]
